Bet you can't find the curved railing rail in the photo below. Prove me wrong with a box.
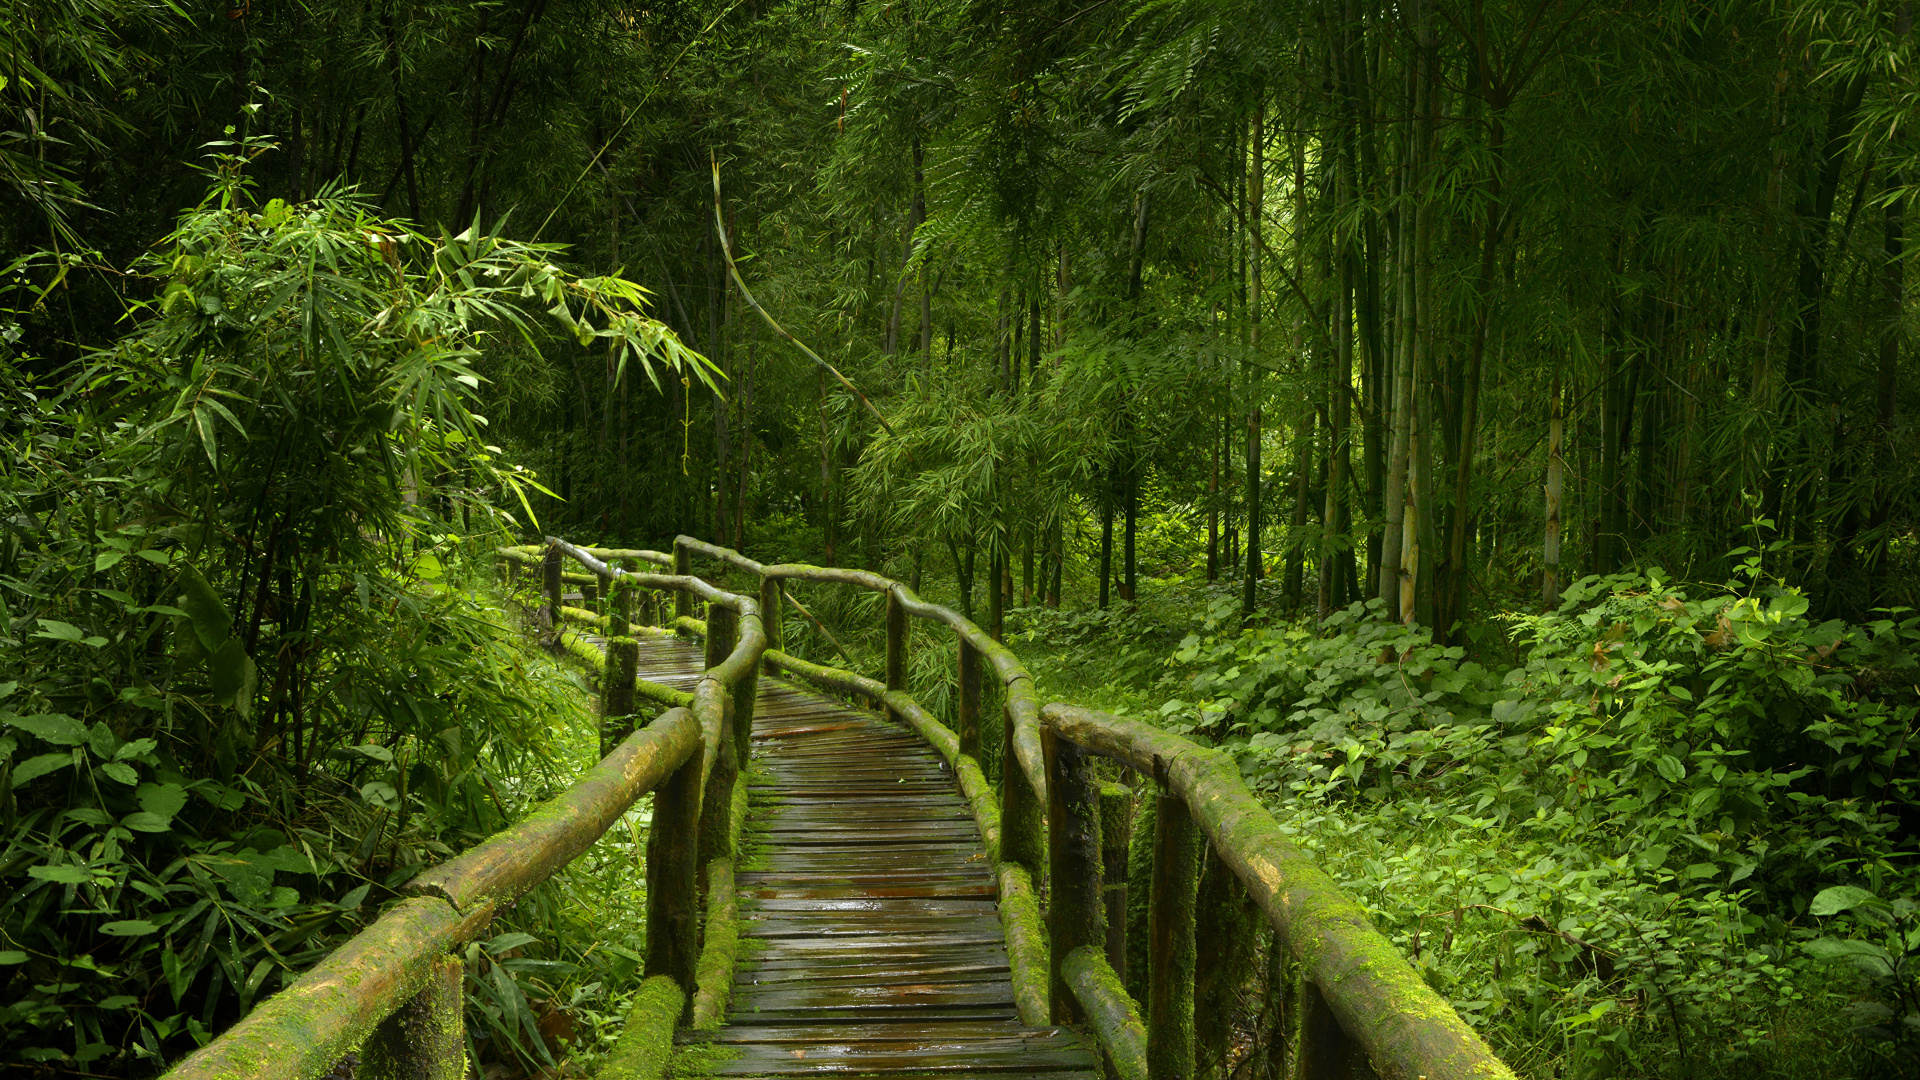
[162,549,765,1080]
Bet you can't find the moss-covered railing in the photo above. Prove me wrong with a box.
[631,534,1517,1080]
[160,551,765,1080]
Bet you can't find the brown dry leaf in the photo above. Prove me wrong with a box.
[791,1050,807,1059]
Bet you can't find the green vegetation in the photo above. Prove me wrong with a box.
[6,0,1920,1076]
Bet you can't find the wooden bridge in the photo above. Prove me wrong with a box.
[162,536,1518,1080]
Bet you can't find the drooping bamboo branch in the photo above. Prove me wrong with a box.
[710,157,895,438]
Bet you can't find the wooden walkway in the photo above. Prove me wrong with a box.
[627,637,1097,1077]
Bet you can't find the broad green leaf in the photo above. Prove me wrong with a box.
[174,565,231,650]
[1810,885,1878,917]
[5,713,85,746]
[31,620,85,643]
[94,550,126,572]
[137,781,188,821]
[209,638,257,716]
[121,811,172,833]
[12,752,75,784]
[28,864,92,884]
[99,920,159,937]
[99,761,139,785]
[485,932,539,955]
[0,951,27,965]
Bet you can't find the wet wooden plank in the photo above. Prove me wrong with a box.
[682,1022,1079,1045]
[698,1046,1099,1075]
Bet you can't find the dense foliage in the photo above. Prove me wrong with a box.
[4,0,1920,1076]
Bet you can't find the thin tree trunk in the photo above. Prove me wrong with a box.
[1543,370,1564,609]
[1243,101,1265,620]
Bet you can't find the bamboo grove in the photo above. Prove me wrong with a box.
[5,0,1919,633]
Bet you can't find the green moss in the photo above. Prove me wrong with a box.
[593,975,685,1080]
[664,1043,738,1078]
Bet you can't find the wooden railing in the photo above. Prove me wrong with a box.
[166,533,1514,1080]
[606,535,1516,1080]
[161,550,766,1080]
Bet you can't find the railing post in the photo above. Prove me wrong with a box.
[1148,789,1201,1080]
[1000,706,1045,873]
[1100,782,1131,984]
[1295,976,1373,1080]
[956,636,982,759]
[601,638,639,757]
[357,953,464,1080]
[646,722,704,1016]
[542,543,563,632]
[697,694,739,896]
[673,540,692,623]
[582,577,599,612]
[885,587,908,726]
[593,571,611,618]
[760,575,783,673]
[704,602,752,763]
[608,578,631,639]
[1045,727,1103,1024]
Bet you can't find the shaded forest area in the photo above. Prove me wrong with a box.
[3,0,1919,1077]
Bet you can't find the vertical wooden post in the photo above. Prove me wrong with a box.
[647,721,704,1013]
[989,549,1006,641]
[608,579,630,639]
[1293,977,1371,1080]
[956,636,982,759]
[733,615,758,764]
[673,541,692,622]
[705,603,752,762]
[594,572,612,618]
[884,588,908,726]
[1099,782,1131,984]
[1044,728,1103,1024]
[760,575,783,672]
[601,638,639,757]
[705,604,736,673]
[999,707,1045,872]
[697,695,739,889]
[542,544,562,632]
[359,954,464,1080]
[1148,790,1201,1080]
[1257,930,1291,1080]
[583,578,599,612]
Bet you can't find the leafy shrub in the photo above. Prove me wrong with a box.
[1162,568,1919,1074]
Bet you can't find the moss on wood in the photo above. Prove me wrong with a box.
[595,976,686,1080]
[1062,945,1149,1080]
[997,862,1050,1027]
[691,856,738,1028]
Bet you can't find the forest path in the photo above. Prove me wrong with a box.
[625,636,1098,1077]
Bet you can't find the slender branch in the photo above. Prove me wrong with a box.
[778,586,857,667]
[710,155,896,438]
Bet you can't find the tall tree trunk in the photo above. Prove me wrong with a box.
[1543,370,1564,609]
[1243,102,1265,620]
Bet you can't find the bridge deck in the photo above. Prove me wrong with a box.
[628,637,1096,1077]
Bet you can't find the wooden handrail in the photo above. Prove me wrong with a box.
[162,715,706,1080]
[168,544,768,1080]
[649,536,1515,1080]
